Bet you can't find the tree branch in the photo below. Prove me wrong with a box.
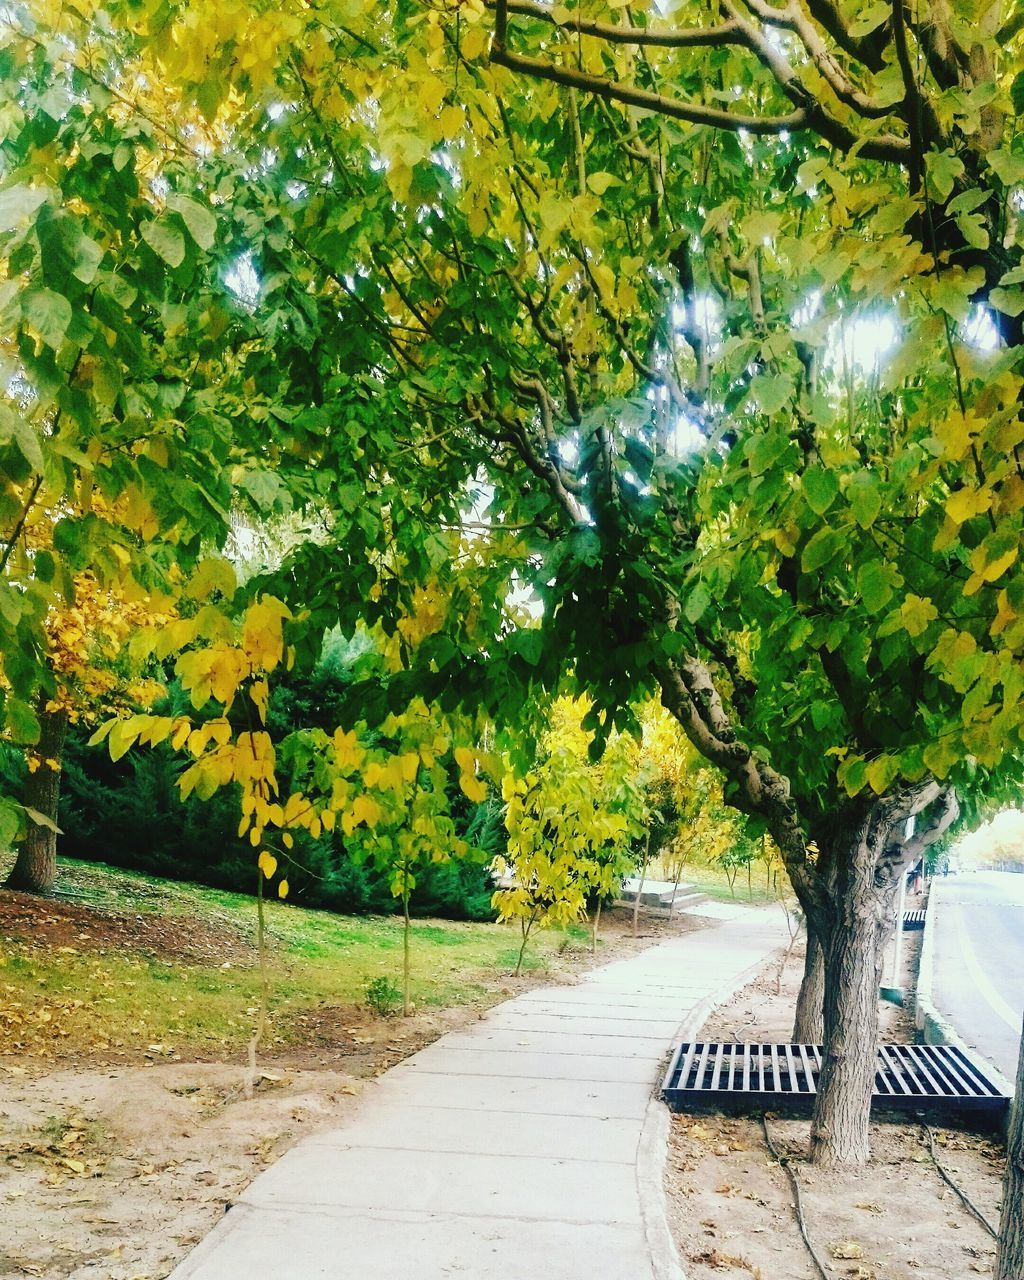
[656,656,826,913]
[490,43,811,135]
[490,3,913,162]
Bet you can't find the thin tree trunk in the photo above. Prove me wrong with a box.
[747,859,752,900]
[669,858,684,912]
[632,831,651,938]
[402,880,412,1016]
[244,872,268,1099]
[5,702,68,896]
[995,1015,1024,1280]
[591,898,602,953]
[514,908,537,976]
[792,926,825,1043]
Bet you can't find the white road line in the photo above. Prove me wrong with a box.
[950,904,1022,1033]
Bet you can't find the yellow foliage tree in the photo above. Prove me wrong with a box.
[5,565,172,894]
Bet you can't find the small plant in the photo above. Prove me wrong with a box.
[364,975,403,1018]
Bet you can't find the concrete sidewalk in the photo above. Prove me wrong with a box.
[172,907,787,1280]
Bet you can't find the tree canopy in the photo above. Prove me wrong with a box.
[3,0,1024,1167]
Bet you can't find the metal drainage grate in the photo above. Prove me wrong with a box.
[662,1042,1009,1118]
[903,909,927,929]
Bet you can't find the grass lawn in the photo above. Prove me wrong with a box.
[649,857,784,905]
[0,857,593,1061]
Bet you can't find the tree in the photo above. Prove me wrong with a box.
[4,545,171,893]
[997,1019,1024,1280]
[495,697,649,972]
[7,0,1024,1176]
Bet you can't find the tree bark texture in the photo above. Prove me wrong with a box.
[808,813,900,1167]
[4,703,68,896]
[995,1017,1024,1280]
[792,925,825,1044]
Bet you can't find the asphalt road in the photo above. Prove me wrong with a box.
[930,870,1024,1081]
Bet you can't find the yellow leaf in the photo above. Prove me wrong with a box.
[242,596,291,672]
[459,771,488,803]
[344,794,383,833]
[945,485,992,526]
[332,727,364,770]
[258,850,278,879]
[251,679,270,724]
[278,879,289,900]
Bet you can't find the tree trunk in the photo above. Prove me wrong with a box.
[995,1015,1024,1280]
[4,703,68,896]
[792,925,825,1043]
[632,831,650,938]
[401,880,412,1016]
[808,824,896,1167]
[514,909,537,976]
[591,897,602,953]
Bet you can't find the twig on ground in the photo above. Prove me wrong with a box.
[761,1115,831,1280]
[923,1123,998,1238]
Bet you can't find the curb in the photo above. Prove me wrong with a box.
[636,940,786,1280]
[915,883,1014,1108]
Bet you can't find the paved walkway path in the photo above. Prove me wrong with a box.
[173,906,787,1280]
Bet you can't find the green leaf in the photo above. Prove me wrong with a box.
[0,798,19,849]
[22,804,62,834]
[839,756,867,796]
[946,188,987,216]
[8,698,40,745]
[848,1,888,36]
[866,754,899,795]
[1013,70,1024,117]
[988,148,1024,187]
[141,218,186,268]
[167,193,217,250]
[926,151,965,203]
[801,527,843,574]
[745,428,789,476]
[37,211,103,285]
[586,172,621,196]
[0,404,43,472]
[932,277,973,323]
[955,213,989,251]
[751,374,795,417]
[847,471,881,529]
[899,593,939,638]
[857,560,894,613]
[0,183,48,233]
[802,467,838,516]
[873,197,919,233]
[21,287,72,349]
[684,582,712,624]
[990,287,1024,318]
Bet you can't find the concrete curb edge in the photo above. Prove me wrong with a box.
[636,941,787,1280]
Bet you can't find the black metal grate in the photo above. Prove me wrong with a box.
[903,909,927,929]
[662,1042,1009,1117]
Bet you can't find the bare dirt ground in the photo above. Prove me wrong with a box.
[665,923,1006,1280]
[0,897,696,1280]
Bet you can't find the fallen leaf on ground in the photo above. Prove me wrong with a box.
[831,1241,865,1260]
